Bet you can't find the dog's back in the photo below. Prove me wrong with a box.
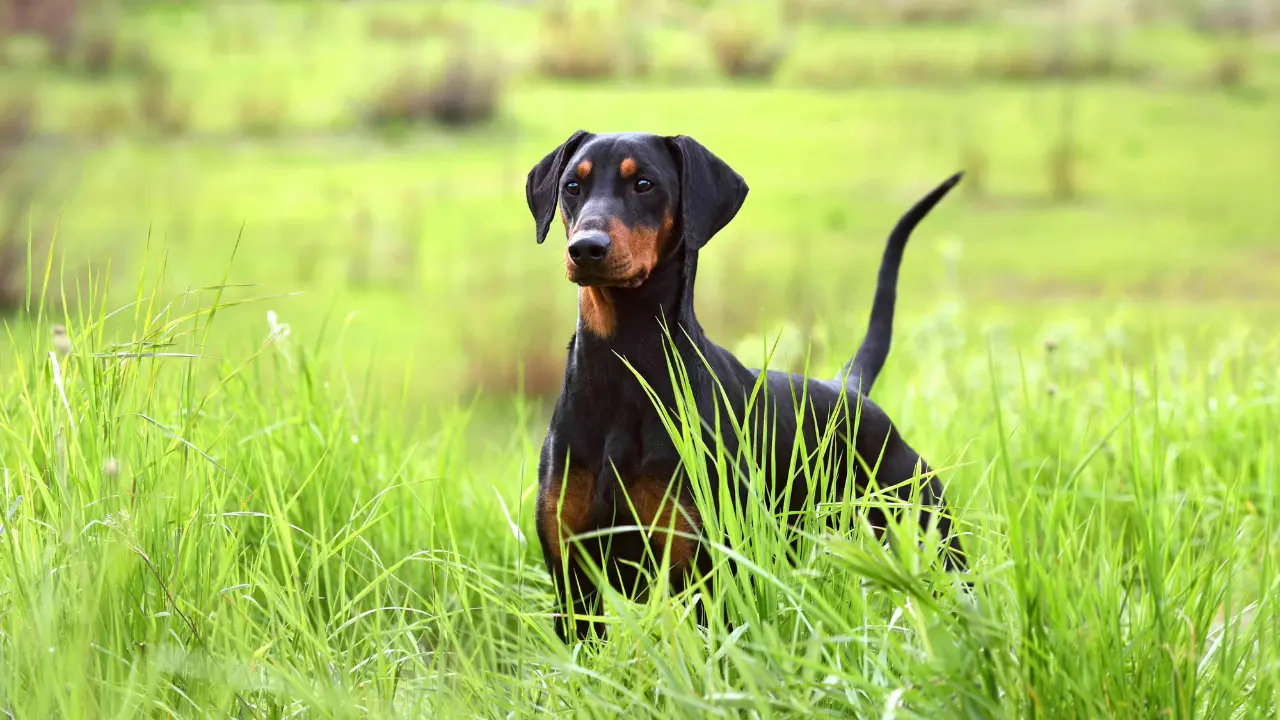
[725,173,967,566]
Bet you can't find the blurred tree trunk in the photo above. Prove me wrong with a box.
[1048,0,1079,203]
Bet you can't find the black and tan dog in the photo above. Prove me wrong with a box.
[526,130,967,643]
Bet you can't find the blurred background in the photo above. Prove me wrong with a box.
[1,0,1277,411]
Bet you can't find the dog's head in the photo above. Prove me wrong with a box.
[525,131,749,289]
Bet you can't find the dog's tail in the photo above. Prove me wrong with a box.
[841,172,963,395]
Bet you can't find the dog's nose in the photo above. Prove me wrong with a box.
[567,232,611,268]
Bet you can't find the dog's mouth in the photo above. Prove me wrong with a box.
[568,269,649,289]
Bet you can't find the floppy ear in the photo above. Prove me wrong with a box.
[666,135,749,251]
[525,129,591,245]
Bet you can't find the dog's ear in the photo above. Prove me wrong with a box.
[666,135,749,251]
[526,129,591,245]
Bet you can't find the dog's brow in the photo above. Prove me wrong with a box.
[619,158,637,179]
[575,160,593,178]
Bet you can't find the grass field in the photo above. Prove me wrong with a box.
[2,0,1279,716]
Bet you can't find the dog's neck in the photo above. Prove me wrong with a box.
[570,252,696,375]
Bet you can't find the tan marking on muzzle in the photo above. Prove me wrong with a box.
[605,212,675,282]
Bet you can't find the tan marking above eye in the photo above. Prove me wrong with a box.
[576,160,593,178]
[619,158,637,179]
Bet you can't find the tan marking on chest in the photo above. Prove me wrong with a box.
[578,286,616,338]
[540,469,594,561]
[623,476,702,570]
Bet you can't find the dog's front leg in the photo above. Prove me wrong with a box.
[547,555,605,644]
[537,486,605,643]
[536,442,609,644]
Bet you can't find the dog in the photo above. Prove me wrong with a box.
[525,130,967,643]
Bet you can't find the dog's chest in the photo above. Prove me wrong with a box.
[537,466,702,589]
[538,411,698,581]
[537,347,702,578]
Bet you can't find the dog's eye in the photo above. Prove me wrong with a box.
[635,178,653,193]
[565,181,581,196]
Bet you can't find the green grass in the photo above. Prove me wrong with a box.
[1,252,1277,717]
[2,1,1279,715]
[4,0,1279,403]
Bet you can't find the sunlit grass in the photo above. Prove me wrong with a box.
[2,1,1277,714]
[4,0,1279,405]
[1,246,1276,717]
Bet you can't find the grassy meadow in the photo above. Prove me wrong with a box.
[2,0,1279,716]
